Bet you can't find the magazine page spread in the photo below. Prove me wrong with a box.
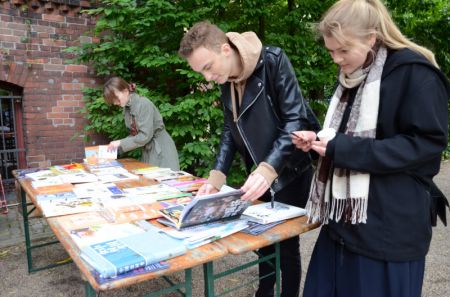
[158,186,249,229]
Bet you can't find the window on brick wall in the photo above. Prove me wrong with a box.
[0,86,25,190]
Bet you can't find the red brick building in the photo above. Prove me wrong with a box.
[0,0,103,187]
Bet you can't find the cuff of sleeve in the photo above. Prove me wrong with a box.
[325,135,337,158]
[253,162,278,186]
[207,170,227,191]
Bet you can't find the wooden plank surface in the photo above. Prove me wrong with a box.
[218,216,320,254]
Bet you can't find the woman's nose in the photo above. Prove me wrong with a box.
[332,54,343,64]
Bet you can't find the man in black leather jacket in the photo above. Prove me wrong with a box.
[179,21,320,297]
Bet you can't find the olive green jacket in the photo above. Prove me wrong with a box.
[120,93,179,170]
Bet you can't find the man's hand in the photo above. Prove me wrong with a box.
[240,173,269,201]
[196,183,218,196]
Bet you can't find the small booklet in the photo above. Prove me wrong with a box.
[241,202,306,225]
[85,145,117,162]
[159,186,250,229]
[241,220,285,235]
[94,261,170,284]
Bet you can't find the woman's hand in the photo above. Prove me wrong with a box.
[311,139,329,157]
[291,131,317,152]
[240,173,269,201]
[108,140,121,152]
[196,183,218,196]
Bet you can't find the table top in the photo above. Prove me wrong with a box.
[14,158,319,292]
[217,215,319,254]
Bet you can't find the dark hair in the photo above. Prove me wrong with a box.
[178,21,228,59]
[103,77,132,105]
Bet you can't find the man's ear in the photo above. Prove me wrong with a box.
[221,43,232,56]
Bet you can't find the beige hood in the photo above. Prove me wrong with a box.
[226,32,262,122]
[226,31,262,83]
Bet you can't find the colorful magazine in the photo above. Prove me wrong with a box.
[102,196,193,223]
[159,186,249,229]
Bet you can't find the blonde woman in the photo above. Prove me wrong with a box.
[291,0,449,296]
[103,77,179,170]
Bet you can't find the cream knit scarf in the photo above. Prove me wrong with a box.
[307,46,387,225]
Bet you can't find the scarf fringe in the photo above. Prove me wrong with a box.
[307,196,368,224]
[331,197,368,224]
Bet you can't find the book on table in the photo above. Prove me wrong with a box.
[159,218,249,249]
[158,186,250,230]
[84,145,117,163]
[38,197,101,217]
[80,222,187,278]
[241,201,307,224]
[94,261,170,284]
[101,195,193,223]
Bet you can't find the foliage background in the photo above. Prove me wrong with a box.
[70,0,450,184]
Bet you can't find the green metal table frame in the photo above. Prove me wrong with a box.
[84,269,193,297]
[203,242,281,297]
[20,188,73,273]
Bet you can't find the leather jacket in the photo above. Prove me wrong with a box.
[213,46,320,193]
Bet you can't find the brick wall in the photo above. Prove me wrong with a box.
[0,0,106,168]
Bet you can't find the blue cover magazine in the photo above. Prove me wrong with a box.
[81,228,186,278]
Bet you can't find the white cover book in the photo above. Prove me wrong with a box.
[68,221,147,248]
[39,197,101,217]
[73,182,124,198]
[89,166,129,176]
[97,171,140,183]
[241,202,306,225]
[59,172,99,184]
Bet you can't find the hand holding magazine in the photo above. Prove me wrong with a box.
[159,186,250,229]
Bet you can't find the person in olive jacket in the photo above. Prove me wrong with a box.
[292,1,449,297]
[179,21,320,297]
[103,77,179,171]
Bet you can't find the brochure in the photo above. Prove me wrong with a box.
[241,201,306,225]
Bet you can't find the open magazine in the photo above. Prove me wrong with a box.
[159,186,250,229]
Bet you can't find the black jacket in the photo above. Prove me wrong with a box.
[213,46,320,193]
[326,48,450,261]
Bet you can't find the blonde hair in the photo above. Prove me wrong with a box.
[178,21,228,58]
[318,0,438,67]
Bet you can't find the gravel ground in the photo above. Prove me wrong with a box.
[0,161,448,297]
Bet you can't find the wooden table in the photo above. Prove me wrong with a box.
[204,216,319,297]
[14,159,319,296]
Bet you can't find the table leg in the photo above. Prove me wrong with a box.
[275,242,281,297]
[21,188,33,273]
[84,281,97,297]
[184,268,193,297]
[20,187,71,273]
[203,261,215,297]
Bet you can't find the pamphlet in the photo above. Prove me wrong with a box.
[241,202,306,224]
